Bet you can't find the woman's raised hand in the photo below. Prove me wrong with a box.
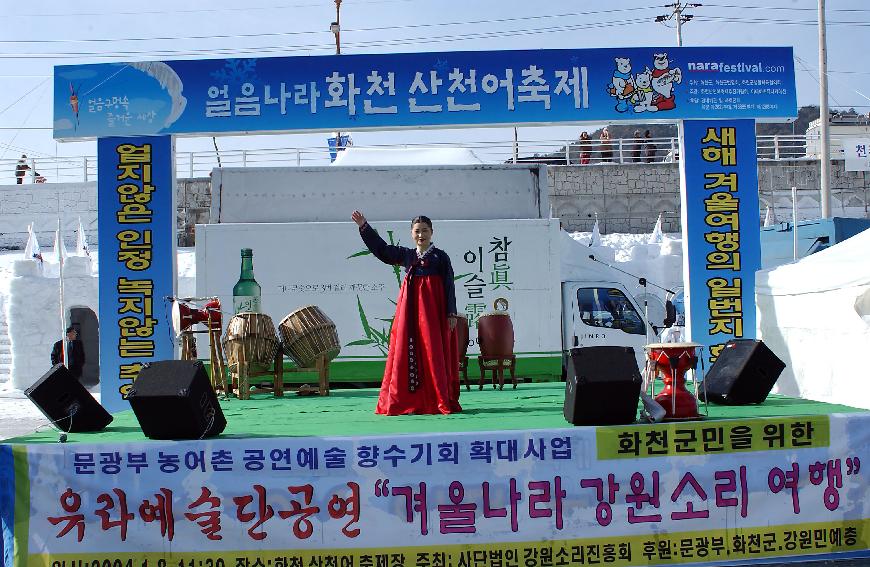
[351,210,367,227]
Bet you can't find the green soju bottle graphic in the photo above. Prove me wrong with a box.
[233,248,262,314]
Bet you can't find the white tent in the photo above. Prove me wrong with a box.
[756,227,870,409]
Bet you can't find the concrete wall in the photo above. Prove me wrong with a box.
[0,182,97,250]
[549,160,870,233]
[0,178,211,250]
[1,163,867,251]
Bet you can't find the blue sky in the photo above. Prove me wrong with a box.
[1,0,868,163]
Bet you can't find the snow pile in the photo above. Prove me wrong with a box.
[8,256,97,389]
[0,247,197,392]
[566,230,684,328]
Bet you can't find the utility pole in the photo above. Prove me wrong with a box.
[331,0,341,55]
[331,0,343,152]
[655,2,701,46]
[818,0,832,218]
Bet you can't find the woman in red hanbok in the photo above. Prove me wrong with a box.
[352,211,461,415]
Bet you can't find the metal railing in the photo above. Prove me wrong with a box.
[0,134,844,185]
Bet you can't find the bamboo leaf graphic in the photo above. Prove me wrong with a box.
[454,272,472,281]
[347,249,372,259]
[346,339,376,347]
[356,295,373,338]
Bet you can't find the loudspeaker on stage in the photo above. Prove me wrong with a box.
[563,346,642,426]
[128,360,226,440]
[700,339,785,405]
[25,364,113,433]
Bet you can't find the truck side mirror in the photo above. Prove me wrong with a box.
[663,300,677,328]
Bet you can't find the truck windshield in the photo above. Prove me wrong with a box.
[576,287,645,335]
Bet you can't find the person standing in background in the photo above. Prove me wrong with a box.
[578,131,592,165]
[51,327,86,381]
[644,130,657,163]
[599,128,614,163]
[15,155,30,184]
[631,129,643,162]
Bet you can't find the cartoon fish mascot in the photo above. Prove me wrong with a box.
[607,57,635,113]
[650,53,682,111]
[631,68,657,113]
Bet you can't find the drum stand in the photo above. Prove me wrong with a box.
[207,323,229,396]
[477,355,517,390]
[180,331,197,361]
[232,349,284,401]
[460,356,471,391]
[179,325,229,396]
[282,354,331,396]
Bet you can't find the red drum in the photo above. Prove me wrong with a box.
[454,315,470,360]
[477,311,515,358]
[646,342,702,420]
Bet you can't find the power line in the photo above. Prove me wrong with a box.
[0,16,656,60]
[0,7,657,45]
[701,3,870,14]
[0,79,50,117]
[5,0,421,18]
[695,16,870,27]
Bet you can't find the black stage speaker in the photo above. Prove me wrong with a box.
[564,346,642,425]
[127,360,226,440]
[700,339,785,405]
[25,364,113,433]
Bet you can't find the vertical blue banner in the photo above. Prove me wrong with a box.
[0,445,14,567]
[680,119,761,367]
[97,135,176,413]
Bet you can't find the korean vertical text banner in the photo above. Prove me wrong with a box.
[97,135,176,413]
[681,119,761,366]
[55,47,797,140]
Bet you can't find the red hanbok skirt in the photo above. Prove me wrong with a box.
[376,274,461,415]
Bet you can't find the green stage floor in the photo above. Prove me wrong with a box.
[7,382,867,445]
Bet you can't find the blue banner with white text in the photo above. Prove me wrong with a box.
[97,135,176,413]
[681,119,761,367]
[55,47,797,140]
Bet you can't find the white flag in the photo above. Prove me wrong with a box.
[763,206,775,227]
[648,213,664,244]
[590,214,602,247]
[54,226,68,264]
[76,217,90,257]
[23,223,43,264]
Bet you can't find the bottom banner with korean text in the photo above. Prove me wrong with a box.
[5,413,870,566]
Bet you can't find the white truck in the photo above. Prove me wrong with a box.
[198,162,665,381]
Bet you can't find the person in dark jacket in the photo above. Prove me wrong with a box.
[15,155,30,184]
[51,327,86,380]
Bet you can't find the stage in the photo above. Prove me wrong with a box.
[2,383,870,567]
[4,382,867,444]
